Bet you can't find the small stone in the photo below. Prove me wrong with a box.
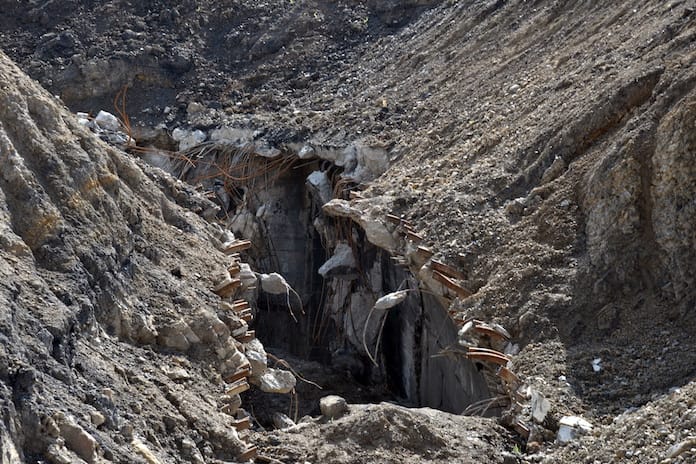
[102,388,114,402]
[56,414,98,463]
[592,358,602,372]
[172,128,206,150]
[90,411,105,427]
[505,198,526,216]
[272,412,295,430]
[94,110,121,131]
[667,438,696,458]
[527,441,541,453]
[186,101,205,114]
[540,156,566,184]
[501,451,519,464]
[298,145,316,159]
[320,395,349,420]
[163,365,191,381]
[318,242,357,279]
[530,389,550,423]
[181,437,205,464]
[258,368,296,394]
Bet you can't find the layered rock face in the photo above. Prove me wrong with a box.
[0,51,256,463]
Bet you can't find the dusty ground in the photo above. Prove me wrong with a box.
[2,0,696,463]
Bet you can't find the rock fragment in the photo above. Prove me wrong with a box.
[55,414,98,463]
[94,110,120,131]
[557,416,593,444]
[318,242,357,278]
[666,438,696,459]
[258,368,296,394]
[89,411,105,427]
[530,389,550,424]
[272,412,296,430]
[373,290,409,310]
[320,395,349,420]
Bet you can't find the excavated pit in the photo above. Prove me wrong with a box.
[139,139,494,420]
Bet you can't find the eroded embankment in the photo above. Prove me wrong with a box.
[133,129,536,429]
[0,50,272,463]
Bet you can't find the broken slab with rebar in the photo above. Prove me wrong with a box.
[213,277,243,298]
[225,365,252,383]
[226,379,251,396]
[223,239,252,254]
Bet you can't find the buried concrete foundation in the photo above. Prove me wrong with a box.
[149,140,493,414]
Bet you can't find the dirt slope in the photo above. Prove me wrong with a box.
[0,50,256,463]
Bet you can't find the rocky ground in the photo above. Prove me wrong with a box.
[2,0,696,463]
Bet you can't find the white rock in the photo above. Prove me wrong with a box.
[172,128,206,150]
[298,145,316,159]
[56,414,98,463]
[557,416,593,444]
[306,170,333,205]
[351,144,389,183]
[238,263,258,290]
[258,368,296,394]
[322,199,356,218]
[90,411,106,427]
[504,342,520,356]
[94,110,120,131]
[259,273,287,294]
[591,358,602,372]
[229,210,259,243]
[530,389,550,423]
[157,319,200,352]
[357,214,397,252]
[318,242,357,278]
[245,339,268,378]
[320,395,349,420]
[76,112,91,127]
[373,290,409,310]
[132,437,164,464]
[457,321,477,347]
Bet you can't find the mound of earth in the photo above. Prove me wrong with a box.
[255,402,514,464]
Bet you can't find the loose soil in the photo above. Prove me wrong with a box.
[1,1,696,463]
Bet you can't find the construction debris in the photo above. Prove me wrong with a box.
[557,416,593,444]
